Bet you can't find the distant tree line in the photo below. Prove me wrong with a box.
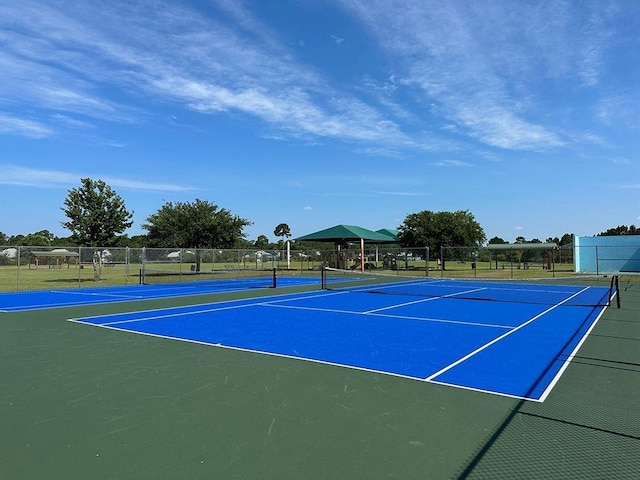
[0,179,638,253]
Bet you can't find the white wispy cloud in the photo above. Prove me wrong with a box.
[433,159,473,168]
[595,94,638,128]
[0,113,53,138]
[50,114,93,129]
[338,0,613,151]
[0,0,624,157]
[0,164,196,192]
[0,0,408,147]
[102,178,197,193]
[374,191,428,196]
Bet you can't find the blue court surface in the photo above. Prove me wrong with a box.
[0,276,316,312]
[67,280,613,401]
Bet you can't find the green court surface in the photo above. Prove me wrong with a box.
[1,283,638,479]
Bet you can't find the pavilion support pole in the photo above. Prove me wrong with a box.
[360,238,365,272]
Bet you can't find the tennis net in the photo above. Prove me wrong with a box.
[321,267,616,307]
[140,267,276,289]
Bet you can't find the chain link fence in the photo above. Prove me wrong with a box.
[0,246,331,292]
[0,243,585,292]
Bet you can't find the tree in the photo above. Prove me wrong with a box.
[560,233,573,246]
[274,223,291,259]
[143,199,251,270]
[254,235,270,249]
[61,178,133,246]
[397,210,486,266]
[488,236,508,244]
[599,225,639,236]
[21,232,51,246]
[8,234,25,245]
[274,223,291,244]
[0,231,7,245]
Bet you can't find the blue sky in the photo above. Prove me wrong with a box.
[1,0,638,243]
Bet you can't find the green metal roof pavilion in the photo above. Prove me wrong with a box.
[294,224,397,243]
[294,224,397,271]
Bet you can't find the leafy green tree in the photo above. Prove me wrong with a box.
[254,235,270,249]
[61,178,133,246]
[31,230,55,244]
[143,199,251,270]
[398,210,485,266]
[52,235,74,246]
[560,233,573,246]
[112,234,148,248]
[274,223,291,260]
[235,238,254,249]
[488,236,507,244]
[21,232,51,246]
[599,225,639,236]
[0,231,7,245]
[274,223,291,244]
[8,234,25,245]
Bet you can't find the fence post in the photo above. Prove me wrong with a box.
[78,246,82,286]
[425,246,429,277]
[16,246,21,291]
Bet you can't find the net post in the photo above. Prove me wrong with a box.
[272,267,277,288]
[615,275,621,308]
[321,266,326,289]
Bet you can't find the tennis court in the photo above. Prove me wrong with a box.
[1,271,638,478]
[68,273,612,402]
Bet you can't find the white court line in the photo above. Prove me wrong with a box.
[264,302,513,330]
[83,285,512,331]
[51,290,145,300]
[70,289,350,325]
[424,286,592,382]
[66,320,427,384]
[102,302,259,326]
[67,308,524,402]
[427,378,538,402]
[368,311,513,330]
[363,287,487,314]
[537,297,611,402]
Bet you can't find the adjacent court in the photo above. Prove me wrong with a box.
[0,271,311,312]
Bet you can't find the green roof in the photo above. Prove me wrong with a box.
[295,225,397,243]
[376,228,398,241]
